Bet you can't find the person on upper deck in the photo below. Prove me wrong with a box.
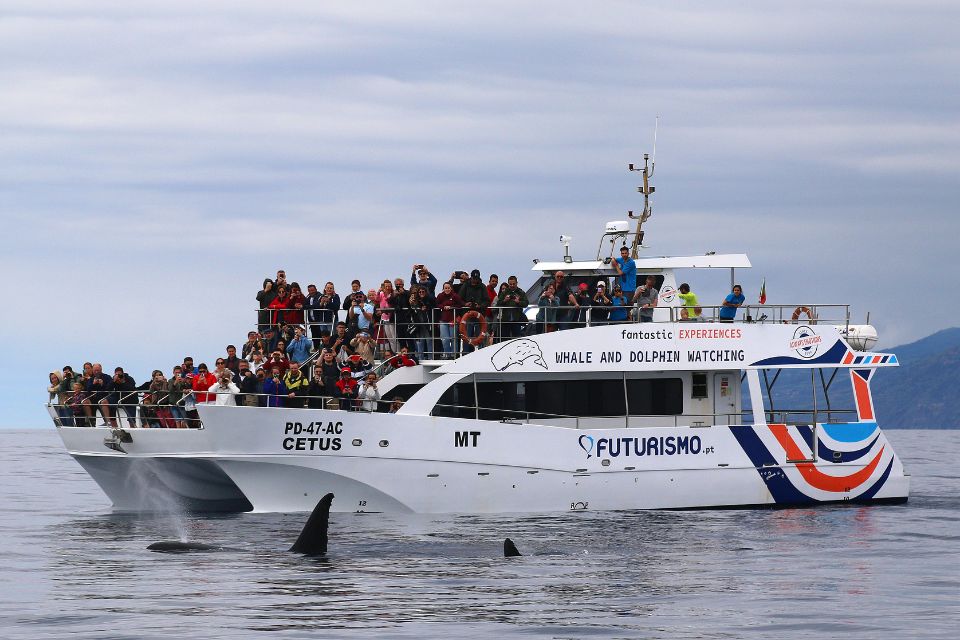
[265,349,290,375]
[407,285,434,360]
[283,362,310,408]
[286,283,306,326]
[241,331,264,361]
[435,281,464,358]
[457,269,489,352]
[632,275,659,323]
[331,322,354,363]
[286,326,313,363]
[209,371,240,407]
[308,282,340,344]
[223,345,241,374]
[590,281,611,325]
[261,366,287,408]
[357,372,381,412]
[350,331,376,364]
[342,280,362,313]
[83,363,116,428]
[719,285,745,322]
[612,246,637,299]
[551,271,579,330]
[268,285,290,327]
[677,283,702,320]
[411,265,438,296]
[191,363,217,404]
[496,275,528,340]
[573,283,593,326]
[485,274,499,321]
[256,279,277,332]
[376,280,398,353]
[347,291,375,334]
[336,368,358,410]
[167,366,190,427]
[112,367,138,428]
[66,381,89,427]
[238,366,260,408]
[274,269,288,290]
[609,285,629,323]
[536,283,560,333]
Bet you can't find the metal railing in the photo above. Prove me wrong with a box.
[249,303,852,363]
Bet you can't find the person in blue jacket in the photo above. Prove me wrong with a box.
[719,285,746,322]
[612,246,637,299]
[261,366,288,407]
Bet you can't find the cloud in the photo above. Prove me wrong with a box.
[3,0,959,426]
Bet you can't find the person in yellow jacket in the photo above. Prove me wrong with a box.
[283,361,310,408]
[677,283,702,320]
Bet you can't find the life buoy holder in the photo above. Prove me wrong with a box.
[458,310,488,346]
[791,306,817,324]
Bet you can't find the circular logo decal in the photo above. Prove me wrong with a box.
[790,325,822,359]
[659,285,676,303]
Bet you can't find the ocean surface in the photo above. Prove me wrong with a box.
[0,429,957,639]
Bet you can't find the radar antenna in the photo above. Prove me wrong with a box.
[627,116,659,259]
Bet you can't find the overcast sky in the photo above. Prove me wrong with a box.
[3,1,958,427]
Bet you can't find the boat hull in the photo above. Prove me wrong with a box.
[56,406,910,513]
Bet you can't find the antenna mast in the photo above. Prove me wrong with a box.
[627,116,659,259]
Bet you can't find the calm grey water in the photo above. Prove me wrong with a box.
[0,429,957,639]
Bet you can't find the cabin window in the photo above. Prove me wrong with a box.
[691,372,708,399]
[626,378,683,415]
[432,376,681,420]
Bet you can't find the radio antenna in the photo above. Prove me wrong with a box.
[626,116,659,259]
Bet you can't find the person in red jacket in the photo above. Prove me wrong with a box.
[286,282,306,325]
[335,368,359,411]
[191,363,217,403]
[268,285,291,327]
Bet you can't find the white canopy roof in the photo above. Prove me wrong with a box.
[532,253,751,274]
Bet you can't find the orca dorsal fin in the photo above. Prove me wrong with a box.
[290,493,335,555]
[503,538,522,557]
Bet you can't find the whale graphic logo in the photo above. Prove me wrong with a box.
[578,435,595,458]
[490,338,548,371]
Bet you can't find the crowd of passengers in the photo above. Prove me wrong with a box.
[48,251,747,429]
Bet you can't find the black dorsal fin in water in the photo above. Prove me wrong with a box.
[503,538,522,557]
[289,493,335,555]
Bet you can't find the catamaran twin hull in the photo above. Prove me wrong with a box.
[56,323,909,513]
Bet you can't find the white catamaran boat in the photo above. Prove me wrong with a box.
[51,156,909,513]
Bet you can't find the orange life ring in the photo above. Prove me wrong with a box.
[791,306,816,324]
[458,310,488,346]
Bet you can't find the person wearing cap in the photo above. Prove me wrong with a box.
[609,284,630,324]
[573,282,593,326]
[410,264,438,296]
[335,368,359,410]
[350,331,376,363]
[457,269,489,352]
[591,281,612,324]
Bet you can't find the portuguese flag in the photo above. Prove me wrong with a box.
[758,278,767,304]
